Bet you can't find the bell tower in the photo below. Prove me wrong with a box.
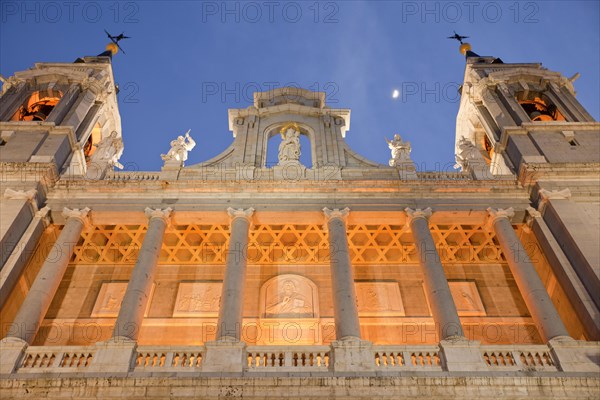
[454,43,598,177]
[0,44,124,286]
[454,41,600,341]
[0,48,123,179]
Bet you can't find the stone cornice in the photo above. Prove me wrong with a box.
[228,106,351,132]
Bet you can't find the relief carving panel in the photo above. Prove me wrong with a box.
[91,282,154,318]
[173,282,222,317]
[449,281,486,316]
[356,282,405,316]
[423,281,486,317]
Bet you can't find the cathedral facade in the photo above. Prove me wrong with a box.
[0,48,598,399]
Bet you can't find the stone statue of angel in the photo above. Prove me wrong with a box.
[454,137,480,170]
[386,134,412,166]
[93,131,124,169]
[161,129,196,163]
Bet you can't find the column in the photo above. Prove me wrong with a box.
[487,207,570,341]
[112,207,172,341]
[45,84,81,124]
[405,208,464,339]
[216,207,254,341]
[6,207,90,344]
[0,80,27,121]
[323,207,361,340]
[61,88,97,130]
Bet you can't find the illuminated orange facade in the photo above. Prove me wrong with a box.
[0,49,598,398]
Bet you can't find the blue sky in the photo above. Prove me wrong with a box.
[1,1,598,171]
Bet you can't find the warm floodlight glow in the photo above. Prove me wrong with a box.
[392,89,400,99]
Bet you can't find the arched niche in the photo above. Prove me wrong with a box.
[261,122,317,169]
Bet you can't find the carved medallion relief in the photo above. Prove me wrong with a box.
[260,274,318,318]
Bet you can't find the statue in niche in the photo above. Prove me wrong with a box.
[278,127,301,164]
[265,279,312,317]
[92,131,124,169]
[386,134,412,166]
[161,129,196,164]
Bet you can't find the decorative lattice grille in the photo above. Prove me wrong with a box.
[248,224,329,264]
[70,223,517,265]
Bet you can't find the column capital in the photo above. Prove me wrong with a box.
[486,207,515,226]
[226,207,254,223]
[36,206,52,228]
[4,188,38,212]
[4,188,37,201]
[144,207,173,224]
[62,207,91,226]
[404,207,432,223]
[525,206,542,229]
[538,188,571,213]
[323,207,350,222]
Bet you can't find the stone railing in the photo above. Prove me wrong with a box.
[416,171,472,181]
[4,341,598,376]
[245,345,331,371]
[134,346,204,371]
[373,345,442,369]
[481,345,557,371]
[17,345,95,373]
[104,171,162,181]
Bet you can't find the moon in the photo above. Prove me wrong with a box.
[392,89,400,99]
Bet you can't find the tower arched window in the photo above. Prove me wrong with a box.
[10,89,63,121]
[516,92,565,122]
[83,122,103,165]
